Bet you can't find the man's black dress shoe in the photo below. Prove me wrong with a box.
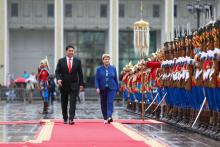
[69,120,75,125]
[64,120,68,124]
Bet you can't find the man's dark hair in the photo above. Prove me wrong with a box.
[65,45,75,51]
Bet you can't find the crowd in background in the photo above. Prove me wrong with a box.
[1,70,59,104]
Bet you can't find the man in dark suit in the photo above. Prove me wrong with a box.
[55,45,84,125]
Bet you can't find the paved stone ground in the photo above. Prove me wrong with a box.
[0,100,219,146]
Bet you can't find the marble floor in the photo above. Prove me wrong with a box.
[0,100,219,147]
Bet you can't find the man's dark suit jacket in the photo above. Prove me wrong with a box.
[55,57,84,93]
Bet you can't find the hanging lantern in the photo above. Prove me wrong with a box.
[134,19,150,57]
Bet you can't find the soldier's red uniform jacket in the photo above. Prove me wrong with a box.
[136,71,142,92]
[146,61,161,69]
[131,74,138,93]
[155,68,162,88]
[137,71,142,84]
[121,72,129,91]
[217,71,220,87]
[127,74,133,93]
[176,64,182,86]
[146,61,161,89]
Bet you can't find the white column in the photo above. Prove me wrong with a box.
[216,0,220,20]
[109,0,119,72]
[161,0,174,45]
[54,0,64,70]
[4,0,9,85]
[0,0,9,85]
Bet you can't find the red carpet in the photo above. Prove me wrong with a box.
[32,122,149,147]
[0,119,166,147]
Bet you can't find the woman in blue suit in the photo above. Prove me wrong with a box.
[95,54,119,124]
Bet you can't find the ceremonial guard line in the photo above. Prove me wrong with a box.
[120,20,220,140]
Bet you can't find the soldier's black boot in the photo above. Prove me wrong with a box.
[168,105,173,121]
[214,112,220,134]
[138,102,142,113]
[150,104,156,118]
[170,107,178,123]
[204,110,214,135]
[214,112,220,139]
[198,110,209,133]
[144,103,148,115]
[205,110,211,132]
[178,108,186,127]
[126,100,130,110]
[155,106,161,119]
[153,103,160,119]
[185,108,192,127]
[164,105,170,120]
[211,111,218,133]
[209,111,218,136]
[185,107,190,123]
[188,109,194,127]
[134,101,138,112]
[132,101,136,111]
[161,105,167,120]
[145,103,150,115]
[179,108,185,123]
[187,108,192,124]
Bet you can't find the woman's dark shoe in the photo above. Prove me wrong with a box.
[107,117,113,124]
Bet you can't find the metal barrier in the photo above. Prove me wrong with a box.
[0,88,41,101]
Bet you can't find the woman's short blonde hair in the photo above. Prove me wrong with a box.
[102,54,111,60]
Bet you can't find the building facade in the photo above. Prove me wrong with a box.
[0,0,219,87]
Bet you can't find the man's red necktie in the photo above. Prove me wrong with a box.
[68,58,72,73]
